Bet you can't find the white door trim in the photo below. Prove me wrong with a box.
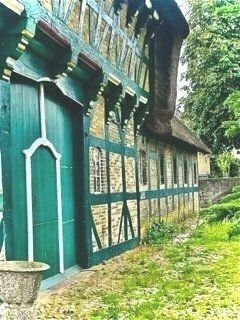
[23,83,64,274]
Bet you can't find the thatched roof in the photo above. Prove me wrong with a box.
[154,0,189,38]
[144,116,211,154]
[171,117,211,153]
[143,2,210,154]
[145,0,189,138]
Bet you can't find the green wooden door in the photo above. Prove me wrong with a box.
[32,146,59,279]
[44,87,81,271]
[10,77,82,278]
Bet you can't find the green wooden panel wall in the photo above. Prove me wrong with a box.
[10,77,40,260]
[9,76,83,274]
[32,147,59,279]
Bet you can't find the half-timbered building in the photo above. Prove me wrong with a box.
[0,0,209,286]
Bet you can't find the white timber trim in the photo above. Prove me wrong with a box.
[139,96,148,104]
[23,82,64,274]
[0,0,24,15]
[56,157,64,274]
[39,83,47,139]
[108,73,121,86]
[23,139,64,273]
[79,0,87,34]
[24,155,34,261]
[23,138,60,159]
[0,211,5,261]
[126,86,136,97]
[145,0,152,9]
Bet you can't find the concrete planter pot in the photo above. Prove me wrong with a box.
[0,261,49,320]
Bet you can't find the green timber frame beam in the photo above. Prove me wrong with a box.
[8,0,149,98]
[89,134,198,205]
[102,74,123,125]
[0,80,13,259]
[134,96,149,135]
[0,2,30,80]
[90,238,139,266]
[121,88,137,131]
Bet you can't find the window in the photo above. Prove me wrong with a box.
[91,148,104,193]
[160,154,165,185]
[173,156,178,185]
[139,150,147,185]
[184,158,188,185]
[193,162,197,184]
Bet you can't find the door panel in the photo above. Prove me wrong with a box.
[44,89,80,270]
[11,78,82,277]
[32,147,59,278]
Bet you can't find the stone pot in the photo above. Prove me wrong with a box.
[0,261,49,320]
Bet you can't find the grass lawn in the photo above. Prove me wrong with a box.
[37,221,240,320]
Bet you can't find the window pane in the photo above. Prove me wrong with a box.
[160,154,165,184]
[91,148,105,193]
[184,159,188,184]
[139,150,147,185]
[173,156,177,184]
[194,162,197,184]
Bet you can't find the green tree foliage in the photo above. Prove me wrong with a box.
[182,0,240,154]
[229,157,240,177]
[223,90,240,138]
[216,151,235,177]
[210,154,240,177]
[219,191,240,204]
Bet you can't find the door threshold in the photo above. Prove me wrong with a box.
[40,265,82,291]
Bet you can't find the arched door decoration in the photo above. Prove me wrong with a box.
[23,82,64,274]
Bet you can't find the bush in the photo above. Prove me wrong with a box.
[229,159,240,177]
[228,222,240,240]
[219,192,240,204]
[232,185,240,193]
[201,185,240,239]
[144,220,175,244]
[200,202,240,223]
